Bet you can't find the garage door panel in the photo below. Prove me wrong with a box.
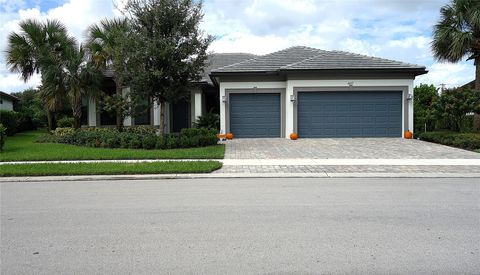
[230,93,281,138]
[298,91,402,138]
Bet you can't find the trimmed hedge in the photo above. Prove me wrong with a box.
[418,131,480,151]
[0,110,18,136]
[0,124,6,151]
[57,117,75,128]
[37,127,218,150]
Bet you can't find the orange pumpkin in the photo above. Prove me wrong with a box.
[290,133,298,140]
[217,133,226,139]
[404,131,413,139]
[226,133,234,140]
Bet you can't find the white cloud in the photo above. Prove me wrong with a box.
[0,0,118,93]
[1,0,475,93]
[415,61,475,88]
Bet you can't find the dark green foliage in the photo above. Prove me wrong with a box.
[46,127,218,150]
[124,0,213,135]
[432,88,480,131]
[0,110,18,136]
[418,132,480,151]
[57,117,74,128]
[0,124,6,151]
[87,18,131,130]
[414,84,438,133]
[12,88,46,131]
[194,112,220,130]
[123,125,157,135]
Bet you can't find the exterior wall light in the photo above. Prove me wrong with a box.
[407,93,413,100]
[222,96,227,103]
[290,94,296,102]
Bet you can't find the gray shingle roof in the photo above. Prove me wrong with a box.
[0,91,19,101]
[199,53,257,83]
[212,46,426,74]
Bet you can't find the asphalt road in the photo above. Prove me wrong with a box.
[1,178,479,274]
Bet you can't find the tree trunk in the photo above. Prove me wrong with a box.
[47,110,56,131]
[474,58,480,132]
[72,96,82,130]
[115,82,123,131]
[159,100,166,136]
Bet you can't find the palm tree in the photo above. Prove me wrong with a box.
[432,0,480,130]
[43,43,102,129]
[87,18,130,130]
[5,19,75,131]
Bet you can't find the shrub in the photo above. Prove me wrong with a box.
[142,135,157,149]
[194,112,220,130]
[0,110,18,136]
[57,117,75,128]
[16,110,41,132]
[0,124,6,151]
[46,127,218,150]
[124,126,157,135]
[418,132,480,151]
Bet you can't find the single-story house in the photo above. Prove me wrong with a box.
[0,91,18,111]
[84,46,427,138]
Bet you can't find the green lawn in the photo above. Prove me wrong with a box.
[0,161,222,177]
[0,131,225,161]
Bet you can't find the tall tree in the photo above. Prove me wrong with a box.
[5,19,74,131]
[42,44,102,129]
[414,84,439,133]
[124,0,213,135]
[432,0,480,131]
[87,18,132,130]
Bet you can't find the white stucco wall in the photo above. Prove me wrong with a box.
[122,87,132,126]
[190,88,203,127]
[0,98,14,111]
[219,79,414,138]
[88,97,97,127]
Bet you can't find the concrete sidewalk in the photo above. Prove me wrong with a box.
[2,158,480,165]
[1,158,479,181]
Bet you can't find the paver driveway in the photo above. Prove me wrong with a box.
[224,138,480,159]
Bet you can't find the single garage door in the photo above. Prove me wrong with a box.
[230,93,281,138]
[298,91,402,138]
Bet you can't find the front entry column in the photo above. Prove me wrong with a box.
[191,89,202,126]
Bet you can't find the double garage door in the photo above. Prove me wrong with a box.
[229,91,402,138]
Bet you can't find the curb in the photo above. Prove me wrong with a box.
[2,158,480,166]
[1,172,480,182]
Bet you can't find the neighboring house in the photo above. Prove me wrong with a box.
[0,91,18,111]
[84,46,428,138]
[460,80,475,90]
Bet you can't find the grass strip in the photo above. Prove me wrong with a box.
[0,161,222,177]
[1,131,225,161]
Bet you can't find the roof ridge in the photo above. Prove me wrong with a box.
[211,46,298,71]
[280,51,328,69]
[213,55,262,71]
[330,50,424,68]
[210,52,257,56]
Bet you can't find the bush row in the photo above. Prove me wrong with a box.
[0,110,18,136]
[0,110,43,136]
[0,124,6,151]
[418,131,480,151]
[38,127,218,150]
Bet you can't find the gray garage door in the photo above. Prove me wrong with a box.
[230,93,281,138]
[298,91,402,138]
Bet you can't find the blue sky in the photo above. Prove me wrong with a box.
[0,0,475,93]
